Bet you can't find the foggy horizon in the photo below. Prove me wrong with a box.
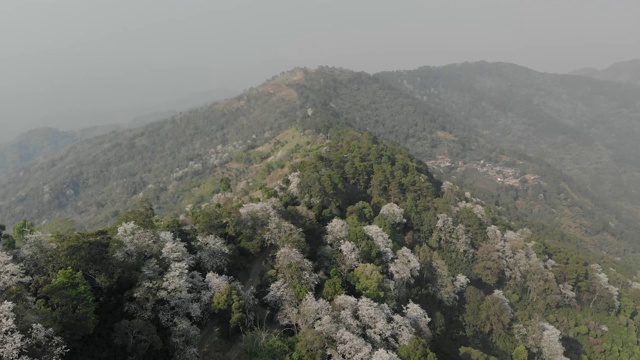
[2,0,639,142]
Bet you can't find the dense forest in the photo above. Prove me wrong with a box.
[3,129,640,359]
[378,62,640,212]
[3,62,640,359]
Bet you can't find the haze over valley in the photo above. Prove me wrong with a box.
[2,0,639,142]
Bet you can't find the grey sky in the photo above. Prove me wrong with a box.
[1,0,639,142]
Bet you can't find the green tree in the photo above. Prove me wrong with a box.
[42,218,76,240]
[474,243,503,286]
[38,268,98,340]
[240,331,292,360]
[511,344,528,360]
[0,223,15,250]
[480,293,512,338]
[463,286,486,339]
[116,198,157,230]
[347,201,374,224]
[53,230,116,288]
[220,176,232,192]
[398,336,437,360]
[212,284,247,330]
[322,269,344,301]
[12,219,34,242]
[292,328,325,360]
[193,202,235,237]
[459,346,498,360]
[350,263,385,301]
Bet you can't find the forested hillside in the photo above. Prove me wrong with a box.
[3,129,640,359]
[0,70,305,229]
[2,65,640,268]
[375,63,640,265]
[378,62,640,211]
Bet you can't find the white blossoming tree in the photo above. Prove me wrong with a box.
[325,295,425,354]
[325,218,349,246]
[389,247,420,298]
[114,222,164,266]
[0,251,30,293]
[363,225,394,263]
[195,234,230,272]
[339,240,361,273]
[0,301,67,360]
[265,247,319,328]
[379,203,406,225]
[589,264,620,314]
[335,329,372,360]
[539,322,569,360]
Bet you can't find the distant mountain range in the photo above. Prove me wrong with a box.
[571,59,640,87]
[0,125,119,177]
[0,88,237,175]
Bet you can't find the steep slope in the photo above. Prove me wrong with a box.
[1,65,639,267]
[0,67,497,231]
[571,59,640,87]
[378,62,640,205]
[3,129,640,360]
[0,70,307,229]
[376,63,640,256]
[291,67,640,265]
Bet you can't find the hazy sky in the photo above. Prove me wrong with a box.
[1,0,639,142]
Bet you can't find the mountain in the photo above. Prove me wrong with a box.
[0,128,78,175]
[2,127,640,359]
[379,62,640,206]
[377,62,640,258]
[3,63,640,359]
[2,65,640,269]
[0,125,121,176]
[570,59,640,87]
[0,66,489,230]
[0,71,304,229]
[0,89,238,176]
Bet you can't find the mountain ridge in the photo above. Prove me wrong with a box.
[0,88,239,176]
[570,59,640,87]
[2,62,640,267]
